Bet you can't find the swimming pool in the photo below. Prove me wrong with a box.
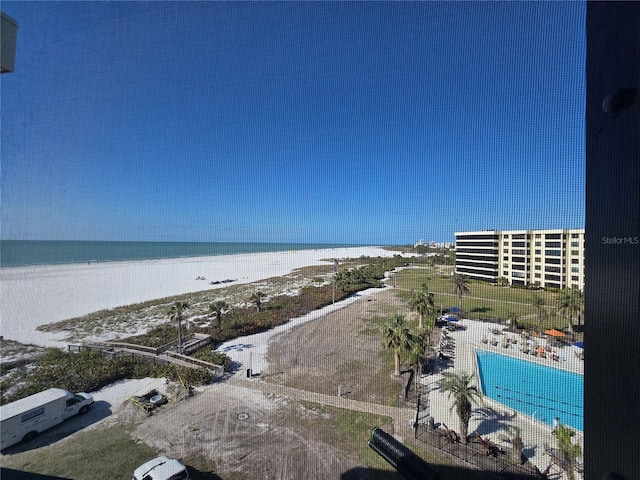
[476,350,583,431]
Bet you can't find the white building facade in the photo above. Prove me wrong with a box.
[455,229,585,290]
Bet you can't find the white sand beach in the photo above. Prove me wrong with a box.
[0,246,394,348]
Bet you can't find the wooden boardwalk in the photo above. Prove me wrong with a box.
[68,335,224,378]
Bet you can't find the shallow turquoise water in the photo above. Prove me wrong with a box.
[476,350,583,431]
[0,240,364,267]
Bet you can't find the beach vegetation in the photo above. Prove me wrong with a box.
[439,371,482,443]
[1,347,213,405]
[36,256,416,345]
[15,255,424,404]
[391,244,455,265]
[192,349,233,370]
[381,314,415,377]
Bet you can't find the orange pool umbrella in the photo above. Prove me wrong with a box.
[544,328,566,337]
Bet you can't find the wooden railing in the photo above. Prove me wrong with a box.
[68,335,224,379]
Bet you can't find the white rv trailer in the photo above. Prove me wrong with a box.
[0,388,94,450]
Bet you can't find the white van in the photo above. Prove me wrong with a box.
[132,456,189,480]
[0,388,94,450]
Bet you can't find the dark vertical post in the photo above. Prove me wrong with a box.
[585,3,640,479]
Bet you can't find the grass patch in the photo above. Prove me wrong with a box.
[1,425,158,480]
[1,425,233,480]
[334,410,397,477]
[303,404,399,478]
[296,402,490,480]
[395,268,572,330]
[0,339,46,362]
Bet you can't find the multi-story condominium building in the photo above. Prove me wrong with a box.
[454,229,585,290]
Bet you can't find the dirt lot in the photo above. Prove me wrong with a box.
[264,288,410,404]
[129,384,358,479]
[123,288,411,479]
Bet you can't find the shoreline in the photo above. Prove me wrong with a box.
[0,241,374,270]
[0,246,395,348]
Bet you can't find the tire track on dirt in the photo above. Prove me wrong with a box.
[227,375,416,441]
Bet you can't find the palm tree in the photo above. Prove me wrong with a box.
[209,300,228,330]
[409,284,436,330]
[409,332,430,398]
[531,295,547,335]
[572,288,585,326]
[451,273,471,309]
[167,301,189,354]
[440,371,482,443]
[381,314,415,376]
[250,291,266,312]
[556,424,582,480]
[509,425,525,464]
[556,289,583,334]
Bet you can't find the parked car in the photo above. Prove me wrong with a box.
[132,456,189,480]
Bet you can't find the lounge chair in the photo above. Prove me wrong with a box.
[574,350,584,360]
[537,346,547,358]
[481,335,488,344]
[531,342,539,356]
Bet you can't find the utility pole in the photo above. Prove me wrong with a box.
[332,258,338,304]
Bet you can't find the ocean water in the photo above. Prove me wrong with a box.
[0,240,364,268]
[476,350,584,431]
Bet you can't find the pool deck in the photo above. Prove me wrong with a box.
[420,317,584,479]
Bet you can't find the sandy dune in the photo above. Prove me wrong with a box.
[0,246,393,347]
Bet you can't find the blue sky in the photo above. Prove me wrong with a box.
[1,2,586,245]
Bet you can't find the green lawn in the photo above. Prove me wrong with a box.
[394,267,576,332]
[0,425,228,480]
[1,426,159,480]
